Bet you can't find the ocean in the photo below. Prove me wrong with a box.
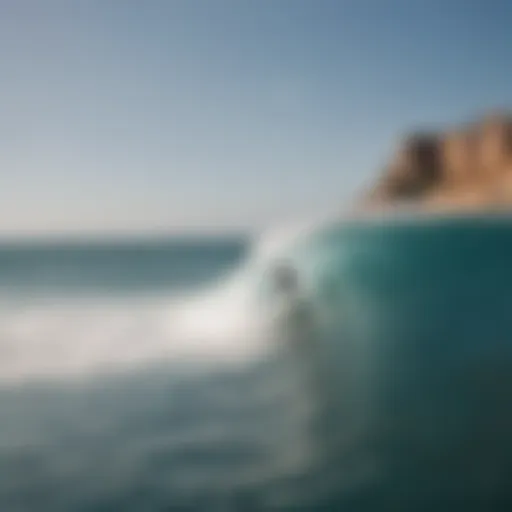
[2,217,512,511]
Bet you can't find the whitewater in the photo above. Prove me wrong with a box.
[0,212,336,384]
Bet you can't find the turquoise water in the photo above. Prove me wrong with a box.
[2,218,512,510]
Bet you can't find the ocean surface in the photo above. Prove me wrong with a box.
[2,217,512,511]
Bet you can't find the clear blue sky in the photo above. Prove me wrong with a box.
[0,0,511,235]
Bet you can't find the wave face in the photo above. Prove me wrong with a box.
[3,216,512,510]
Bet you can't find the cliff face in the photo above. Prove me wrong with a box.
[363,113,512,211]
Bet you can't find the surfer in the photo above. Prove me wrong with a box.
[273,261,300,298]
[270,261,332,434]
[270,261,315,352]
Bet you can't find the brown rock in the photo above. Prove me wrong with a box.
[365,133,440,202]
[441,129,477,184]
[476,114,512,173]
[362,110,512,211]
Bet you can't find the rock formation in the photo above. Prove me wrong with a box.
[362,111,512,211]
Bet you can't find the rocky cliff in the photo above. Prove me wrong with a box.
[362,112,512,211]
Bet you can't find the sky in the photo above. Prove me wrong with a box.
[1,0,512,236]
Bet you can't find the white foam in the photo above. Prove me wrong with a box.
[0,291,278,384]
[0,212,341,385]
[164,212,337,350]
